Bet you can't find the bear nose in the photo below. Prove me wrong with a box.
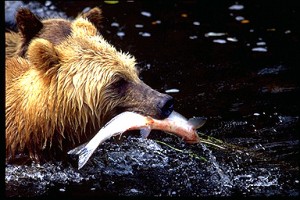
[158,95,174,119]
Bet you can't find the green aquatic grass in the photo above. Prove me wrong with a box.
[197,132,244,151]
[153,132,246,162]
[154,140,208,162]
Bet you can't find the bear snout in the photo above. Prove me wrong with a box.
[157,95,174,119]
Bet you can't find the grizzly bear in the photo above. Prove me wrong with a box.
[6,8,174,163]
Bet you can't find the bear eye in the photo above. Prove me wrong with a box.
[112,78,128,96]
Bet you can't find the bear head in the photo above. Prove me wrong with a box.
[6,11,174,162]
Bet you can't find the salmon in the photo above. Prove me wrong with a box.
[68,111,209,169]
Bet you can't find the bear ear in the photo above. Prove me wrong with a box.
[27,39,59,72]
[72,18,98,37]
[80,7,102,30]
[16,8,43,41]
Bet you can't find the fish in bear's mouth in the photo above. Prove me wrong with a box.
[68,110,214,169]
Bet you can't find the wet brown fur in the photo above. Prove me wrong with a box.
[6,8,171,163]
[5,7,102,58]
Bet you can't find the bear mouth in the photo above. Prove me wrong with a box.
[115,96,174,121]
[117,107,172,121]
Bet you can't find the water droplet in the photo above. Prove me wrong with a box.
[49,5,56,10]
[213,39,227,44]
[135,24,144,28]
[252,47,267,52]
[45,1,52,7]
[235,16,245,21]
[130,188,139,193]
[285,30,291,34]
[111,22,119,27]
[189,35,198,40]
[139,32,151,37]
[117,31,125,37]
[193,21,200,26]
[141,11,151,17]
[165,89,180,93]
[205,32,226,37]
[228,4,244,10]
[145,63,151,69]
[227,37,238,42]
[256,41,266,46]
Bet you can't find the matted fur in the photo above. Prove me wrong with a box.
[5,18,139,162]
[6,8,173,163]
[5,7,102,58]
[5,31,22,58]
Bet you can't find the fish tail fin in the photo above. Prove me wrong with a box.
[77,147,96,170]
[67,142,96,169]
[188,117,207,129]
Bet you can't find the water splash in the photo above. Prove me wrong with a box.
[201,144,233,194]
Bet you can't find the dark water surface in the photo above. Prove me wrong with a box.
[5,0,299,197]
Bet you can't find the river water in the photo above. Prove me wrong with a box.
[5,0,299,197]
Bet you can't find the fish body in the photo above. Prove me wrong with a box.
[68,111,206,169]
[138,111,206,143]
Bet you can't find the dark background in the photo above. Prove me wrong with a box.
[4,0,299,197]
